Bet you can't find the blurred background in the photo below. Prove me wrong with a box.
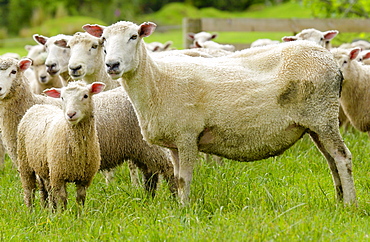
[0,0,369,56]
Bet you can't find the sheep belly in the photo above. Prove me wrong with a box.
[198,123,306,162]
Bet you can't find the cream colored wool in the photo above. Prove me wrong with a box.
[282,28,338,50]
[331,47,370,133]
[0,57,176,197]
[17,81,102,209]
[84,21,356,205]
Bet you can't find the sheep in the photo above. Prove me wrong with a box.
[53,32,137,184]
[0,57,177,197]
[146,41,173,52]
[33,34,72,84]
[0,57,62,168]
[356,50,370,65]
[282,28,338,49]
[54,32,120,90]
[339,39,370,50]
[250,38,280,48]
[193,40,235,52]
[330,47,370,134]
[17,81,105,209]
[187,31,218,46]
[83,21,356,205]
[0,52,20,59]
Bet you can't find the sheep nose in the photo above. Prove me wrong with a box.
[67,112,76,119]
[69,65,82,72]
[46,63,56,72]
[106,62,120,70]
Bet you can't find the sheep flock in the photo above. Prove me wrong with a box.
[3,18,370,210]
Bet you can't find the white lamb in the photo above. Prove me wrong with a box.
[330,47,370,133]
[33,34,72,84]
[282,28,339,49]
[84,21,356,205]
[18,81,105,209]
[193,40,235,52]
[187,31,218,46]
[0,57,177,196]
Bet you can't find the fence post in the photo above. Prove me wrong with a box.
[183,18,202,49]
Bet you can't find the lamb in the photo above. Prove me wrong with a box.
[0,57,177,197]
[17,81,104,209]
[54,32,120,90]
[282,28,338,49]
[146,41,173,52]
[356,50,370,65]
[187,31,218,46]
[330,47,370,134]
[83,21,356,205]
[33,34,72,84]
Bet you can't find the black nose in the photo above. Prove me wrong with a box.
[68,112,76,119]
[46,63,56,72]
[69,65,82,72]
[106,62,120,70]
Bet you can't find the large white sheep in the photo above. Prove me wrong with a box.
[33,34,72,84]
[83,21,356,205]
[18,81,105,209]
[0,57,176,196]
[282,28,338,49]
[330,47,370,133]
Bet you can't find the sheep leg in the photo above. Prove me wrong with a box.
[75,182,87,206]
[37,176,49,208]
[127,160,140,187]
[176,136,198,205]
[19,169,37,208]
[51,183,68,210]
[308,130,356,205]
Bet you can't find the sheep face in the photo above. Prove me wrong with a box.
[33,64,50,84]
[330,47,361,79]
[33,34,71,76]
[44,81,105,124]
[84,21,157,79]
[282,28,338,49]
[0,58,31,99]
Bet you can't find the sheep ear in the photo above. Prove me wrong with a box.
[349,48,361,60]
[194,41,202,48]
[211,33,218,40]
[54,39,69,48]
[282,36,297,42]
[33,34,48,45]
[139,22,157,38]
[44,88,62,98]
[89,82,106,94]
[187,33,195,40]
[18,58,32,71]
[324,30,339,40]
[362,51,370,60]
[163,41,173,50]
[83,24,105,38]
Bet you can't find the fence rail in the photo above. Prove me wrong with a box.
[183,18,370,49]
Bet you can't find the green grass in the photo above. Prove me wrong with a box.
[1,128,370,241]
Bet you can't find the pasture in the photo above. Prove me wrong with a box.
[1,128,370,240]
[1,2,370,241]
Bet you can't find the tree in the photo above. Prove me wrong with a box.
[301,0,370,18]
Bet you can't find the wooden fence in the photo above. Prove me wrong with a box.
[183,18,370,50]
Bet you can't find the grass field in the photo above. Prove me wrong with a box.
[1,128,370,240]
[2,2,370,241]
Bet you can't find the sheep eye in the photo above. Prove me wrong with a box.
[61,97,64,101]
[343,60,348,64]
[83,94,88,99]
[130,35,138,40]
[11,70,16,74]
[91,44,98,49]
